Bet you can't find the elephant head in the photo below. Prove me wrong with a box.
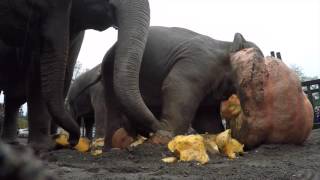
[73,0,160,132]
[0,0,155,144]
[230,33,264,56]
[40,0,158,143]
[0,0,81,145]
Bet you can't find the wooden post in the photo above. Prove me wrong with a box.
[270,51,275,57]
[302,79,320,128]
[276,52,282,60]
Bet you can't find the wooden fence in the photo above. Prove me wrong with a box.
[301,79,320,129]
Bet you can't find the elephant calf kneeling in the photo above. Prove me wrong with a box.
[102,26,263,142]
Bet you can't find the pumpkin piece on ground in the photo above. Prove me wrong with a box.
[130,135,147,147]
[74,137,90,153]
[91,138,104,156]
[223,138,244,159]
[215,129,232,150]
[54,133,69,147]
[112,128,134,149]
[202,134,219,154]
[168,135,209,164]
[162,157,177,163]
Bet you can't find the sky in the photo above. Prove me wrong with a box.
[78,0,320,77]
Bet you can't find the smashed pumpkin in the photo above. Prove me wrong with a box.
[91,138,105,156]
[112,128,134,149]
[54,131,91,153]
[165,130,244,164]
[74,137,91,152]
[168,135,209,164]
[54,133,69,147]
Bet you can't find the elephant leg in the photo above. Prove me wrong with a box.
[1,97,24,144]
[102,85,135,150]
[192,106,225,134]
[93,100,106,140]
[160,89,201,135]
[83,117,94,140]
[102,65,128,150]
[103,101,123,151]
[91,83,107,139]
[159,64,206,135]
[27,89,55,152]
[50,121,58,135]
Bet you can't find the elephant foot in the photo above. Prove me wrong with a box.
[52,133,71,148]
[69,134,81,147]
[74,137,91,153]
[29,137,56,155]
[149,130,174,145]
[52,133,84,151]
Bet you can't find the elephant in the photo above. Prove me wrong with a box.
[102,26,263,148]
[66,65,105,140]
[0,0,152,149]
[66,65,136,148]
[0,39,29,145]
[0,33,84,151]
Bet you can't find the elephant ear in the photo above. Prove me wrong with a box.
[230,33,247,53]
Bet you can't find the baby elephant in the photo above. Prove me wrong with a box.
[66,65,134,148]
[102,26,262,147]
[66,65,104,140]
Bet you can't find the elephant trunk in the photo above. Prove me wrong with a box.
[111,0,159,131]
[40,1,79,146]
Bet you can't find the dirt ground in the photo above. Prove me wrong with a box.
[41,129,320,180]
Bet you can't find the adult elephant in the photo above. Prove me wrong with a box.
[0,0,152,147]
[102,26,263,147]
[0,33,84,150]
[0,39,27,144]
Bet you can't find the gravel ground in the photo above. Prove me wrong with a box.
[38,129,320,180]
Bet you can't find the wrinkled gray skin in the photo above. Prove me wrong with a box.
[66,65,106,140]
[0,40,27,144]
[66,64,138,143]
[0,33,84,151]
[0,0,151,149]
[102,26,262,146]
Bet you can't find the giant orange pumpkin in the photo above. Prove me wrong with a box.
[222,48,313,149]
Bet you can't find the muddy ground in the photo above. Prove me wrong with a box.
[40,129,320,180]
